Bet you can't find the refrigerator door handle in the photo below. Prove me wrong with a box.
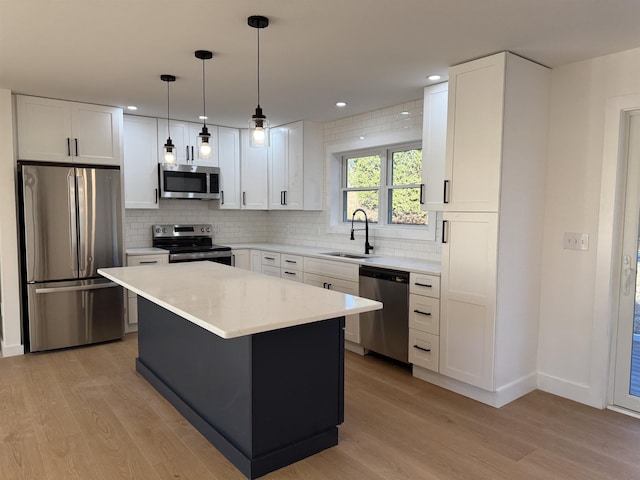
[76,172,86,274]
[67,171,79,275]
[35,282,120,294]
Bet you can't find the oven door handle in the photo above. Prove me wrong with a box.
[169,251,232,262]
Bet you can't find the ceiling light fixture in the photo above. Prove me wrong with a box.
[127,105,138,111]
[161,74,177,164]
[195,50,213,159]
[336,101,347,107]
[248,15,270,148]
[427,74,441,81]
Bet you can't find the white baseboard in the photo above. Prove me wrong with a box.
[344,341,365,355]
[536,372,602,408]
[0,340,24,357]
[412,366,536,408]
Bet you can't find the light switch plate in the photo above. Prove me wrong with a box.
[563,232,589,251]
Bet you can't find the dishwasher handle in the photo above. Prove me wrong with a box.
[359,265,409,283]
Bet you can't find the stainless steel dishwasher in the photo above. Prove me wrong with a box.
[359,265,409,363]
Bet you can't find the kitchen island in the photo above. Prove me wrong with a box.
[98,262,381,479]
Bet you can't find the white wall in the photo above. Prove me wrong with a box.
[0,89,23,356]
[538,46,640,408]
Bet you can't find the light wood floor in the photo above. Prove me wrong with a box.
[2,334,640,480]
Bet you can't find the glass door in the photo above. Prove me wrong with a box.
[613,111,640,412]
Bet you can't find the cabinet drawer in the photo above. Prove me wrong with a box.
[410,273,440,298]
[303,272,358,295]
[261,265,281,278]
[409,294,440,335]
[281,253,303,269]
[409,329,439,372]
[127,254,168,266]
[261,251,281,267]
[281,269,303,283]
[304,257,359,282]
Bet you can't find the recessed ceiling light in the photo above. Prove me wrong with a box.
[126,105,138,110]
[401,111,410,115]
[427,74,441,81]
[359,136,365,140]
[336,101,347,107]
[199,115,208,120]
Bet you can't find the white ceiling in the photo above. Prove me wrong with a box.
[2,0,640,128]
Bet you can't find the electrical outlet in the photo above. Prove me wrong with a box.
[563,232,589,251]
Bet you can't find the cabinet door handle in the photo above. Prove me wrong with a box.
[323,282,328,288]
[74,138,79,157]
[413,345,431,353]
[284,190,287,205]
[191,146,194,161]
[413,309,431,316]
[419,183,425,205]
[443,179,450,203]
[242,191,246,206]
[327,283,332,289]
[442,220,448,244]
[67,138,71,157]
[139,260,158,264]
[414,282,432,288]
[280,191,285,205]
[221,191,224,205]
[186,146,190,161]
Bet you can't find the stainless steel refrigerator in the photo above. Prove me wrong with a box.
[19,163,124,352]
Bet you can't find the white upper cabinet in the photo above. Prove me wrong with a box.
[240,129,268,210]
[421,82,448,211]
[123,115,159,209]
[157,119,218,166]
[16,95,122,166]
[268,121,323,211]
[218,126,240,209]
[444,54,505,212]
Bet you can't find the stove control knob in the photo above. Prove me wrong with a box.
[162,227,168,234]
[201,227,205,233]
[206,226,211,233]
[155,227,161,234]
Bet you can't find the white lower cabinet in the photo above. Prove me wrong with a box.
[125,253,169,329]
[408,272,441,373]
[232,249,251,270]
[280,253,304,282]
[303,258,360,345]
[260,251,281,277]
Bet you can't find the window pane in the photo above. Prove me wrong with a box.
[389,187,428,225]
[346,155,381,188]
[344,190,379,223]
[392,149,422,186]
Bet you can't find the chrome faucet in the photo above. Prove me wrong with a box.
[350,208,374,255]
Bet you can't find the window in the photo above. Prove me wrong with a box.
[342,143,427,226]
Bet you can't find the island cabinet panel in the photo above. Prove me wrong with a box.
[136,297,345,480]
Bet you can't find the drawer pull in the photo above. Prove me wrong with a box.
[264,256,276,261]
[413,309,431,316]
[284,259,297,264]
[413,345,431,353]
[139,260,159,264]
[284,271,296,276]
[415,282,432,288]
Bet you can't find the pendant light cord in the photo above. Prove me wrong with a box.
[166,80,171,138]
[256,26,261,107]
[202,58,207,126]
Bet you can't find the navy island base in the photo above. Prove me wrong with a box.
[135,296,345,479]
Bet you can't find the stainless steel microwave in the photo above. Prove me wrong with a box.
[159,164,220,200]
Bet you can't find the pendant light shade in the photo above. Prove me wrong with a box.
[195,50,213,159]
[248,15,270,148]
[161,74,177,163]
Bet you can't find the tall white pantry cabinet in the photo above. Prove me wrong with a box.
[420,52,550,406]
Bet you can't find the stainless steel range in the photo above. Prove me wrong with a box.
[152,224,232,265]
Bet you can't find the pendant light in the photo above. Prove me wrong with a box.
[248,15,270,147]
[195,50,213,159]
[161,74,177,163]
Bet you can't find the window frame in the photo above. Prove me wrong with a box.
[341,142,427,227]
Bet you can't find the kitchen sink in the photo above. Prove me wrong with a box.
[320,251,372,259]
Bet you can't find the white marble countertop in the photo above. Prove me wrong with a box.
[99,262,382,339]
[126,247,169,256]
[227,243,441,275]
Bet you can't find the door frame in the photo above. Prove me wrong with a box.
[600,94,640,409]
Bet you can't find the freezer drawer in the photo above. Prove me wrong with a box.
[27,279,124,352]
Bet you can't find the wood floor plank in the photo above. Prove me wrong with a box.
[2,333,640,480]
